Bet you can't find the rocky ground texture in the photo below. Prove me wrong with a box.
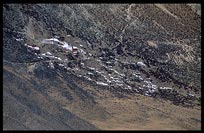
[3,4,201,130]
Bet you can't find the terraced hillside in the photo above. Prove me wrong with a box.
[3,4,201,130]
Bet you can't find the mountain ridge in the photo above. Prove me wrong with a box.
[3,4,201,130]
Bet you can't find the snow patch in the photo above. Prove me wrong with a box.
[49,62,54,69]
[80,62,84,66]
[144,80,152,84]
[79,49,86,55]
[127,85,132,90]
[86,41,91,47]
[188,93,195,97]
[25,44,40,51]
[72,68,79,71]
[96,70,104,74]
[96,59,101,62]
[116,83,123,86]
[159,87,172,90]
[62,42,73,51]
[37,56,43,59]
[96,82,108,86]
[59,64,64,67]
[46,52,52,55]
[87,72,94,75]
[15,38,23,41]
[84,76,92,81]
[111,69,125,77]
[57,57,62,61]
[88,67,95,71]
[145,93,151,96]
[42,38,73,51]
[106,79,112,83]
[137,62,146,67]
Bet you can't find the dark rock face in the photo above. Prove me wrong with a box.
[3,4,201,130]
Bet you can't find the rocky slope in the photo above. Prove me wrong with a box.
[3,4,201,130]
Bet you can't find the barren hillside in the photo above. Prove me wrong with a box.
[3,4,201,130]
